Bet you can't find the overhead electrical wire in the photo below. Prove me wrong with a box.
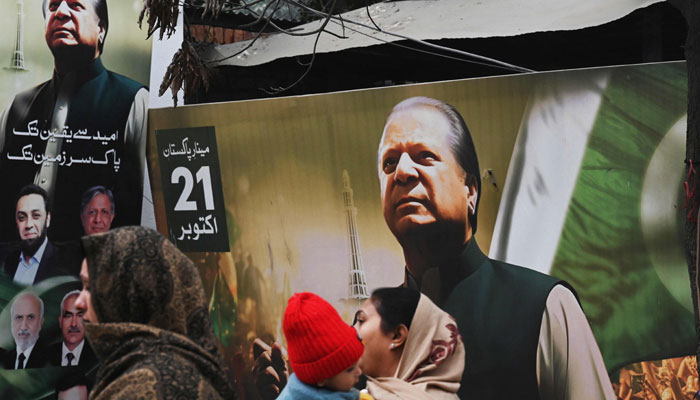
[202,0,533,73]
[187,0,534,95]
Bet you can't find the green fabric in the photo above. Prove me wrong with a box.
[209,268,238,347]
[550,63,693,372]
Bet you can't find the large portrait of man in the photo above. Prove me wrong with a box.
[0,0,149,243]
[147,62,693,399]
[0,1,149,397]
[376,96,614,399]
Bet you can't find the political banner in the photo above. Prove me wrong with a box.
[148,61,694,399]
[0,1,151,397]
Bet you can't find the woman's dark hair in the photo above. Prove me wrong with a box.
[370,287,420,334]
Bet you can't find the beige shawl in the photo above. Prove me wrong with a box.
[367,293,465,400]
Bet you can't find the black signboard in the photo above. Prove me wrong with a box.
[155,126,230,252]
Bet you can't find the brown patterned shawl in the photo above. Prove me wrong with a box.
[366,294,465,400]
[81,226,235,399]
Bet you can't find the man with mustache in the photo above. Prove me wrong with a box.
[252,97,615,400]
[2,184,81,285]
[3,292,48,369]
[376,97,614,399]
[51,290,97,368]
[49,290,98,397]
[0,0,148,242]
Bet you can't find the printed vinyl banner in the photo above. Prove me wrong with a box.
[0,1,151,397]
[148,62,694,399]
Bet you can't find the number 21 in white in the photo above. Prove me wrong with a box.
[172,166,215,211]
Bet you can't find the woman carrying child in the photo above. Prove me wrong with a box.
[354,287,465,400]
[278,292,373,400]
[277,287,464,399]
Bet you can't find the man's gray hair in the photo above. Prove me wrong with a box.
[80,185,115,215]
[379,96,482,233]
[11,291,45,319]
[60,290,81,315]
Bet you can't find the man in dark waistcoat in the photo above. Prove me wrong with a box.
[0,0,148,243]
[376,96,615,399]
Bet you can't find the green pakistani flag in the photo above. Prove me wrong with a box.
[491,62,693,372]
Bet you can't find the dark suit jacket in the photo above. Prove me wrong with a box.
[49,340,98,368]
[2,344,50,369]
[2,240,82,285]
[49,340,99,391]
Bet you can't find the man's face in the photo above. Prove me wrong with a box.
[16,194,50,242]
[59,295,85,350]
[81,193,114,235]
[377,106,475,241]
[45,0,103,58]
[11,295,44,352]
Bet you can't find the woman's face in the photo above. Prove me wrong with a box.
[353,299,396,378]
[74,258,99,323]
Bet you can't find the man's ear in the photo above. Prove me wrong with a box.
[467,184,478,215]
[317,378,328,387]
[46,212,51,228]
[391,324,409,349]
[98,25,106,44]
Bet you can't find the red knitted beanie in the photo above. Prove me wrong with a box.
[283,292,364,384]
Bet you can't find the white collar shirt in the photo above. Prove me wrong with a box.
[61,339,84,366]
[14,342,36,369]
[13,238,48,285]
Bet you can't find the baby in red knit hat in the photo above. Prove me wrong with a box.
[278,292,373,400]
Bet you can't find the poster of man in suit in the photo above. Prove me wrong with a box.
[0,1,150,397]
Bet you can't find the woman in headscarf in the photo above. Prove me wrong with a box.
[74,226,236,399]
[353,287,464,400]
